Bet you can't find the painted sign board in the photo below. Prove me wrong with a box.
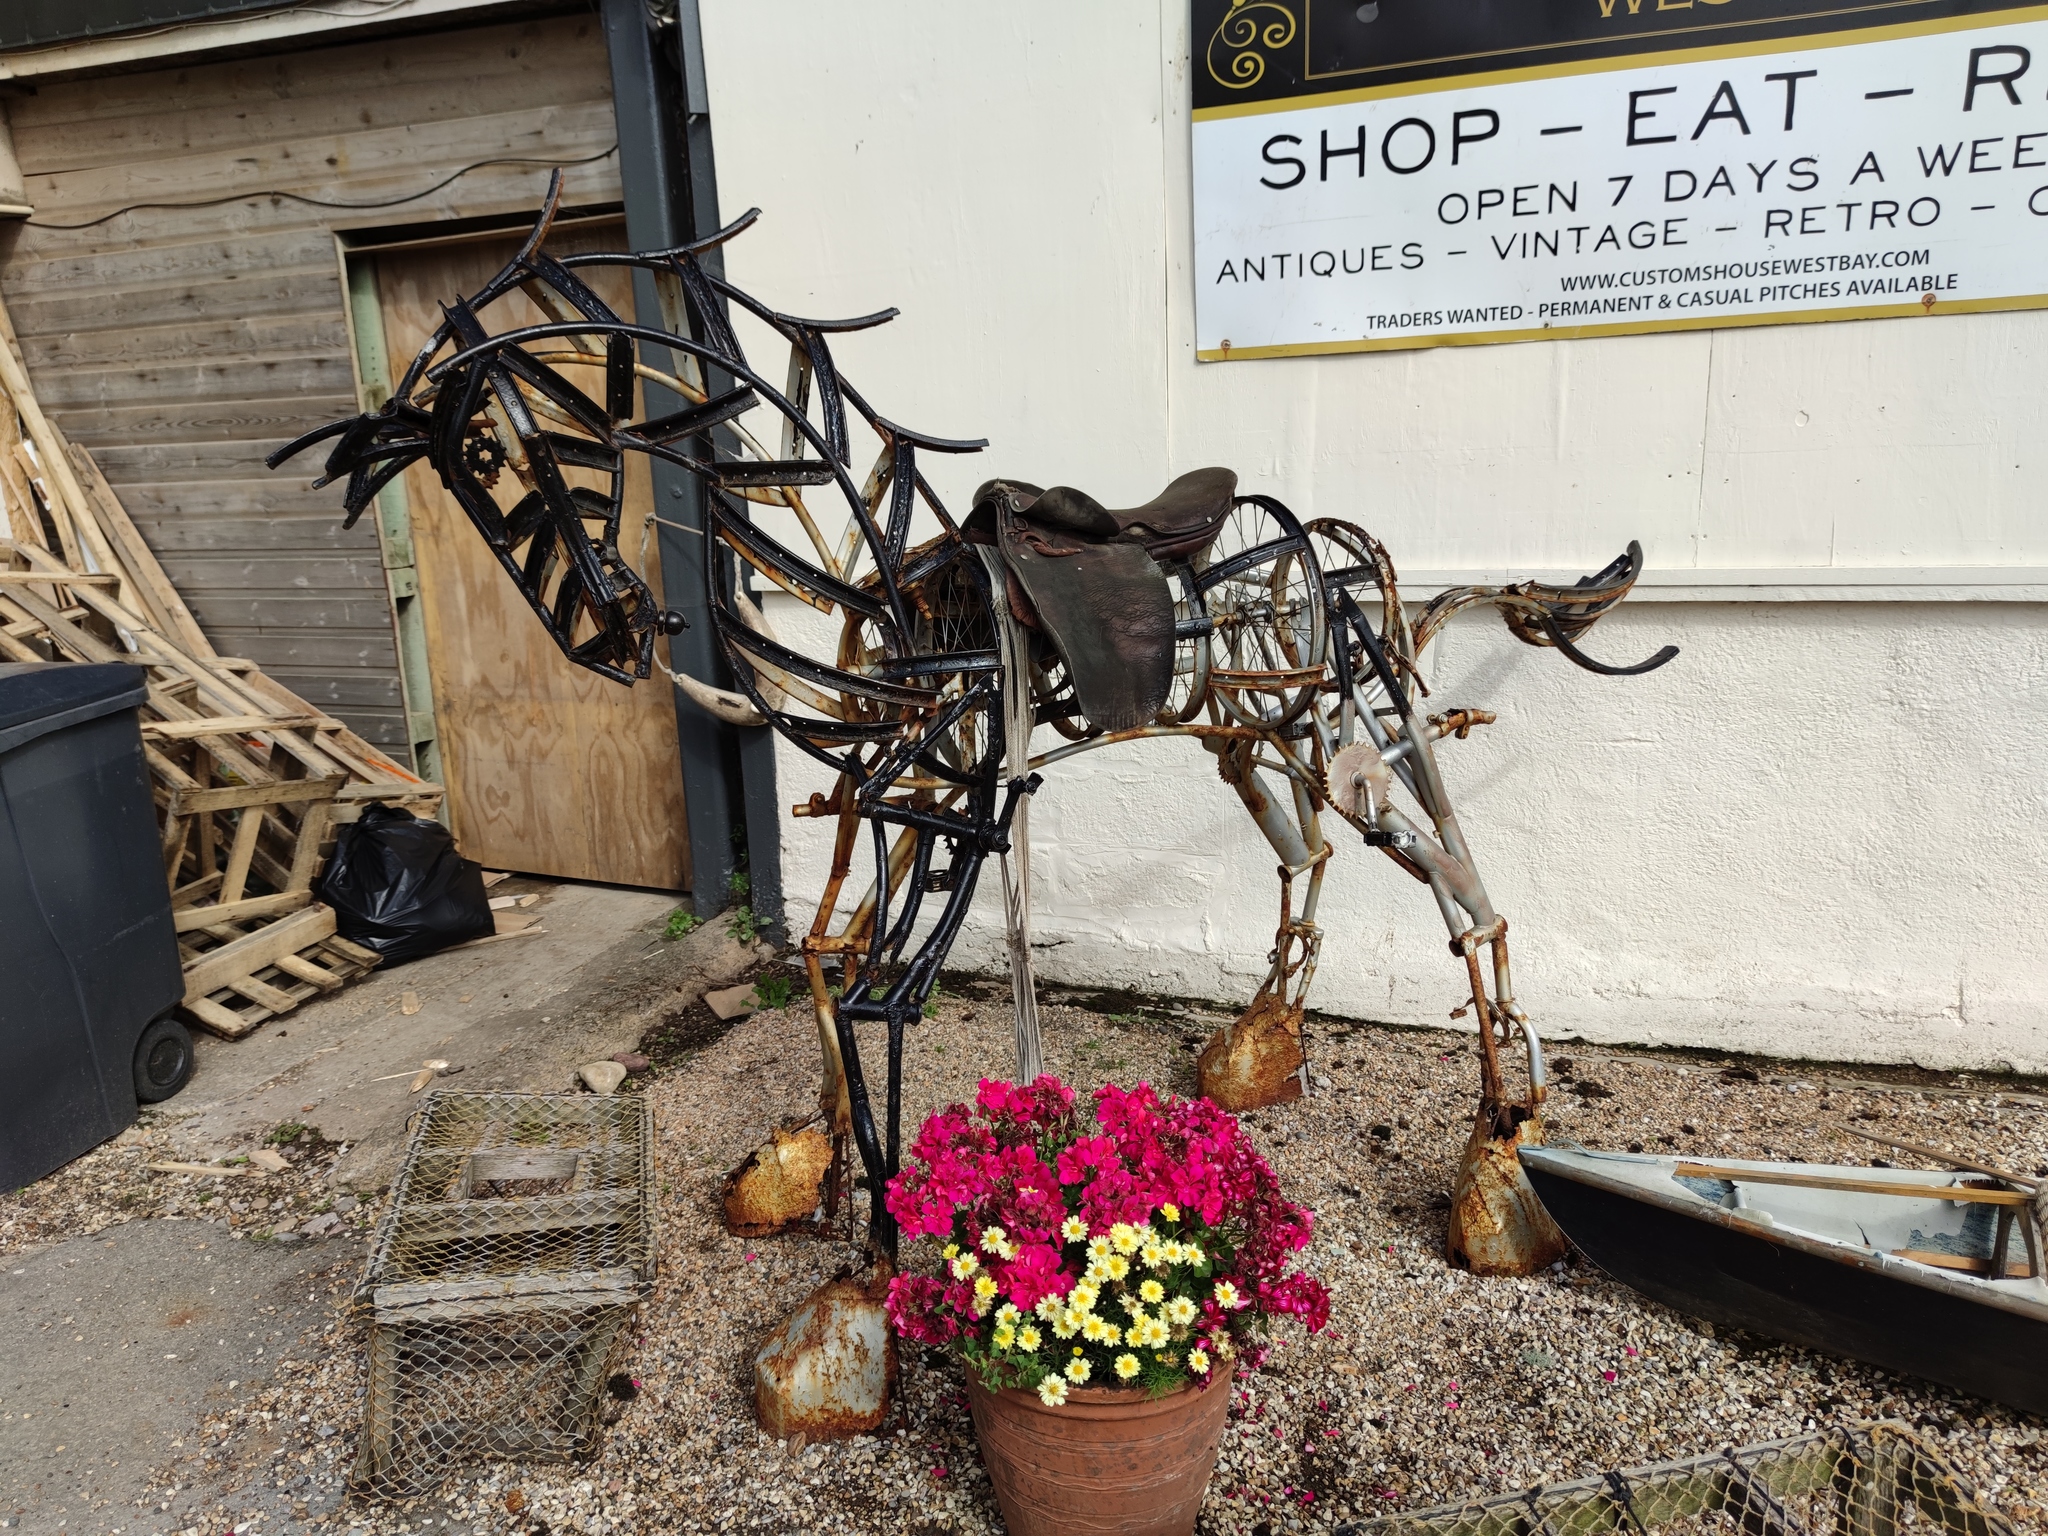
[1190,0,2048,357]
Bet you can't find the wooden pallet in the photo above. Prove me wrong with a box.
[177,907,382,1039]
[0,288,438,1038]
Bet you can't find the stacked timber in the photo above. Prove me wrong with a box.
[0,294,441,1039]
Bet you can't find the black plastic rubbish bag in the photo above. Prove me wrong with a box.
[313,804,494,964]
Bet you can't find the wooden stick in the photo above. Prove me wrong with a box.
[174,890,311,934]
[143,715,339,740]
[146,1161,265,1179]
[1891,1247,2033,1278]
[1840,1127,2039,1189]
[1675,1161,2031,1207]
[61,432,217,659]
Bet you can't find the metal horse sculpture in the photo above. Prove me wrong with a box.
[273,176,1676,1276]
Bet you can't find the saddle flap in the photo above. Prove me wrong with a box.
[1000,527,1175,733]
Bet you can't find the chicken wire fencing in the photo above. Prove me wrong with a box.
[350,1092,656,1497]
[1347,1422,2016,1536]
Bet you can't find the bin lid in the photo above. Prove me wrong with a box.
[0,662,149,756]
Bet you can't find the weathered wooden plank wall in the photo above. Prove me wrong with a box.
[0,13,621,749]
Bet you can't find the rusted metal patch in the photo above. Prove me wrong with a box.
[1198,989,1306,1113]
[754,1274,898,1440]
[723,1124,835,1237]
[1447,1112,1567,1277]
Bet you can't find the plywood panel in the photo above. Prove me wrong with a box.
[374,228,690,891]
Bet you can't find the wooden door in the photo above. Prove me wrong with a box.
[370,226,691,890]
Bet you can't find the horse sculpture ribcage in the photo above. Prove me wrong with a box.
[273,173,1676,1276]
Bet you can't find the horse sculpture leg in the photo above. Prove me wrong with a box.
[722,775,864,1238]
[1378,730,1567,1277]
[1197,736,1331,1111]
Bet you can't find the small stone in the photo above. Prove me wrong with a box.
[578,1061,628,1095]
[333,1195,359,1214]
[301,1213,342,1237]
[706,984,758,1021]
[612,1051,651,1074]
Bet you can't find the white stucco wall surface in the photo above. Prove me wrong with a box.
[704,3,2048,1072]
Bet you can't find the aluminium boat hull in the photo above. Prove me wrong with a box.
[1522,1146,2048,1416]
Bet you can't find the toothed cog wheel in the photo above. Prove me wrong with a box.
[1324,741,1391,818]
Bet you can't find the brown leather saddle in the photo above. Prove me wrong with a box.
[964,468,1237,732]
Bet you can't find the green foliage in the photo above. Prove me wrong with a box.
[732,905,760,945]
[751,973,794,1010]
[266,1122,306,1146]
[728,867,751,901]
[662,907,702,942]
[922,984,945,1020]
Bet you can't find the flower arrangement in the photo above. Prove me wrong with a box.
[884,1075,1330,1407]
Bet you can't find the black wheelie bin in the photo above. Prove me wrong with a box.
[0,661,191,1191]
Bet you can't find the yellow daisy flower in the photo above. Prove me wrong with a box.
[1037,1376,1069,1407]
[1061,1215,1089,1242]
[1017,1325,1042,1353]
[1188,1348,1211,1376]
[1114,1353,1141,1380]
[993,1324,1016,1351]
[950,1253,979,1279]
[980,1226,1009,1254]
[1103,1255,1130,1282]
[1212,1279,1242,1310]
[1065,1356,1092,1384]
[1166,1296,1198,1325]
[1110,1223,1141,1255]
[996,1302,1021,1327]
[1160,1203,1181,1223]
[1052,1309,1081,1339]
[1034,1294,1062,1322]
[1139,1278,1165,1305]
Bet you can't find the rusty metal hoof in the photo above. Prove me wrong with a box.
[754,1273,897,1439]
[1446,1111,1567,1276]
[723,1124,834,1237]
[1197,991,1305,1112]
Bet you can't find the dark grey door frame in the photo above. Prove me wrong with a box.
[602,0,783,936]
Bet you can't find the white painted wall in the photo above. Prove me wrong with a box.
[702,2,2048,1072]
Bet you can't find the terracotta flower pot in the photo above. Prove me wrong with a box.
[964,1367,1234,1536]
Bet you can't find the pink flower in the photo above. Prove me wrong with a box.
[1602,1370,1618,1382]
[881,1074,1329,1360]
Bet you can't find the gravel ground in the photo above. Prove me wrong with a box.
[21,982,2048,1535]
[0,1119,376,1259]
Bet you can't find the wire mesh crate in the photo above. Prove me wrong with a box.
[350,1091,656,1496]
[1346,1422,2015,1536]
